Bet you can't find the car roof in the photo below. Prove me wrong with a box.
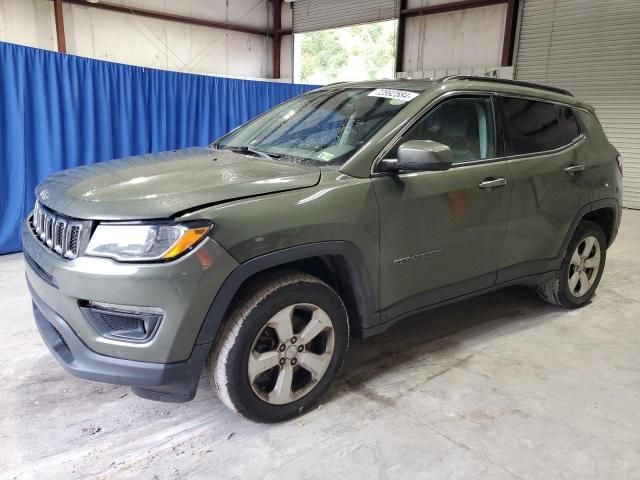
[322,78,436,92]
[321,76,592,110]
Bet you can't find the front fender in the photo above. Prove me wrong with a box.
[193,240,380,349]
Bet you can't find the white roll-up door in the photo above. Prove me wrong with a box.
[292,0,399,33]
[515,0,640,209]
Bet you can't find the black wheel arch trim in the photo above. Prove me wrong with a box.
[562,198,620,255]
[533,197,620,276]
[194,240,380,348]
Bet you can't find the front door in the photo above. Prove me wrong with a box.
[372,95,512,320]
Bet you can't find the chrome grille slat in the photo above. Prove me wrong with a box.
[45,215,54,247]
[66,225,82,259]
[29,201,89,260]
[63,221,72,255]
[53,218,67,254]
[38,209,46,240]
[33,204,41,235]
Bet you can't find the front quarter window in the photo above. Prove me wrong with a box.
[215,88,419,167]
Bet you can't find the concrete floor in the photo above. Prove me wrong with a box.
[2,211,639,480]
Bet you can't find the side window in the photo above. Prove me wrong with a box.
[502,97,564,155]
[387,97,495,163]
[557,105,581,143]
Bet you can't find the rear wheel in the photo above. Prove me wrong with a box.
[209,271,349,422]
[538,221,607,308]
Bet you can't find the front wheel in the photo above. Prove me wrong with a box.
[538,220,607,308]
[208,271,349,422]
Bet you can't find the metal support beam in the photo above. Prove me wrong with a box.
[501,0,519,66]
[273,0,282,79]
[61,0,275,37]
[53,0,66,53]
[401,0,507,18]
[395,0,407,74]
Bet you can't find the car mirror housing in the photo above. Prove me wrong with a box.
[390,140,453,172]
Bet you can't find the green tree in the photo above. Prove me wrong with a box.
[300,30,349,83]
[299,20,397,84]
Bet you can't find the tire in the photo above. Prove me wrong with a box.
[208,270,349,423]
[538,220,607,308]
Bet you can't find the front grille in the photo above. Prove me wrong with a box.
[30,201,90,260]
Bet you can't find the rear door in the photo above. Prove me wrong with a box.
[497,97,591,282]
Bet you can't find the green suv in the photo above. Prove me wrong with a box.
[24,76,622,422]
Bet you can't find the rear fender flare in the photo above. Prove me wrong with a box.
[558,198,620,261]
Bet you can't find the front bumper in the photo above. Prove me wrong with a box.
[30,282,209,401]
[22,219,239,401]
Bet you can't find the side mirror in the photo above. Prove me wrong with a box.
[385,140,453,172]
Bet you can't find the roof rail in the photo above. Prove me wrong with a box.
[438,75,574,97]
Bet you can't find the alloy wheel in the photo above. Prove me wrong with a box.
[247,303,335,405]
[568,235,601,297]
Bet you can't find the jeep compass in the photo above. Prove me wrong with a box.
[23,76,622,422]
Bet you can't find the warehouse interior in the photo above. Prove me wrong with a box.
[1,0,639,478]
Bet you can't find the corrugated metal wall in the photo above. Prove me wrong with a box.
[292,0,399,33]
[515,0,640,209]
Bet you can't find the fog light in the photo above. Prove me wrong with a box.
[80,301,163,342]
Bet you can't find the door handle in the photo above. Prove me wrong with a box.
[478,177,507,190]
[564,164,586,174]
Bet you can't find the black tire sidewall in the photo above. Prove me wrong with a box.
[557,221,607,307]
[221,278,349,423]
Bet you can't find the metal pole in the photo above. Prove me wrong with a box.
[54,0,66,53]
[395,0,407,76]
[273,0,282,79]
[501,0,519,66]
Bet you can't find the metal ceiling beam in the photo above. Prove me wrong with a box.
[53,0,66,53]
[60,0,279,37]
[401,0,507,18]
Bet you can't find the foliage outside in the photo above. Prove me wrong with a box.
[298,20,397,84]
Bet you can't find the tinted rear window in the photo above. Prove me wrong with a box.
[502,98,565,155]
[557,105,581,143]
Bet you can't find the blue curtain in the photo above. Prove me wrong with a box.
[0,41,316,255]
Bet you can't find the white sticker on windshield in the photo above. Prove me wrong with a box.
[368,88,419,102]
[317,152,335,161]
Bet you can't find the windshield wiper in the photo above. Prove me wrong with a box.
[220,145,282,160]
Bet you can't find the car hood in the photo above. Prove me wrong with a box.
[35,147,321,220]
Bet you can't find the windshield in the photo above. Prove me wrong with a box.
[214,87,419,167]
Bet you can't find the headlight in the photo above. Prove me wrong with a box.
[85,222,212,262]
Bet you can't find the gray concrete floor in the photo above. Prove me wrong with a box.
[2,211,639,480]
